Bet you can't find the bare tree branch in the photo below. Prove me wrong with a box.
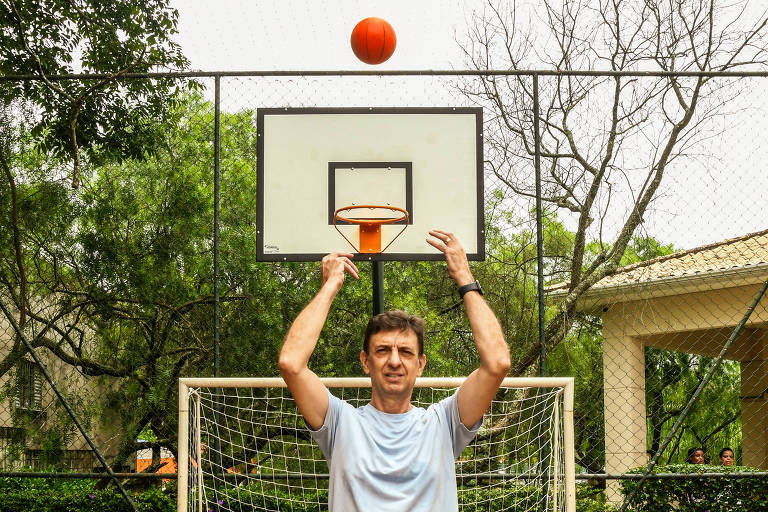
[461,0,768,374]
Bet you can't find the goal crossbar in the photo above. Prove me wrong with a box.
[178,376,576,512]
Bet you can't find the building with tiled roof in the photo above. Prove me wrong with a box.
[547,230,768,503]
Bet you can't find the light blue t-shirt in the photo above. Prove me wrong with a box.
[309,389,482,512]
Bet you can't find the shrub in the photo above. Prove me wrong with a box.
[0,473,620,511]
[577,483,620,512]
[621,464,768,512]
[0,476,174,512]
[202,479,619,511]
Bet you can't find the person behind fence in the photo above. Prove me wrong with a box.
[682,447,708,510]
[686,447,706,464]
[278,230,511,512]
[715,447,740,508]
[719,447,735,466]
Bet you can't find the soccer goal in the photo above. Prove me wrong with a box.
[178,377,575,512]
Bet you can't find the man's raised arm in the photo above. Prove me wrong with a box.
[278,252,359,430]
[426,230,510,429]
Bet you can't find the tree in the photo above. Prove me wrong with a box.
[645,348,741,464]
[0,2,192,391]
[460,0,768,375]
[545,233,677,473]
[0,0,190,187]
[546,316,606,473]
[0,94,260,468]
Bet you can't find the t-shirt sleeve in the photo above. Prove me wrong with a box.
[439,389,483,459]
[306,388,342,460]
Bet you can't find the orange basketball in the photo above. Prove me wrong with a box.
[350,17,396,65]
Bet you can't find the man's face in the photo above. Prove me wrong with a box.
[361,329,426,401]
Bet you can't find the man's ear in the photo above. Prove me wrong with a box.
[417,353,426,376]
[360,351,370,374]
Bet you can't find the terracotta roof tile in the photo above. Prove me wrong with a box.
[592,229,768,288]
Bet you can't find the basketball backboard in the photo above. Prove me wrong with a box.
[256,107,484,261]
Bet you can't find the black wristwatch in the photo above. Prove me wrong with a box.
[458,280,484,299]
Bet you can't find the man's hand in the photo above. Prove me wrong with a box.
[279,252,358,431]
[321,252,359,293]
[426,230,474,286]
[427,229,510,429]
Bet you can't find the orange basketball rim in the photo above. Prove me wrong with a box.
[333,205,409,254]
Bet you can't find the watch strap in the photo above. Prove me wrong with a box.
[458,280,483,298]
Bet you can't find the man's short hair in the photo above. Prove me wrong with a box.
[363,310,424,355]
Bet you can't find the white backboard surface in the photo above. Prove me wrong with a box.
[257,108,484,261]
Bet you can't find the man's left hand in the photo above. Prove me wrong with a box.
[426,230,474,286]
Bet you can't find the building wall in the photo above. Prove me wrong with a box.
[601,282,768,501]
[0,303,128,471]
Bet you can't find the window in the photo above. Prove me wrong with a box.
[15,359,43,412]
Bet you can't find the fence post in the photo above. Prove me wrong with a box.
[177,381,189,512]
[533,74,545,376]
[214,75,221,378]
[531,72,552,511]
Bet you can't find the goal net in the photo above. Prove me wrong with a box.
[178,377,575,512]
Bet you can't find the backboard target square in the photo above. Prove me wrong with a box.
[256,107,484,261]
[328,162,412,225]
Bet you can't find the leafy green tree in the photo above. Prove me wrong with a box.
[0,4,192,440]
[0,98,77,376]
[0,93,259,468]
[645,349,741,464]
[0,99,99,467]
[0,0,190,188]
[546,317,606,473]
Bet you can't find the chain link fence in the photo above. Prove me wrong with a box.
[1,71,767,507]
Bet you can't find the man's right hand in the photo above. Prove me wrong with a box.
[321,252,359,292]
[280,252,358,431]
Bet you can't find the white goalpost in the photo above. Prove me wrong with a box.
[178,377,576,512]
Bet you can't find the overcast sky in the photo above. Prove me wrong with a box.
[170,1,768,250]
[173,0,480,71]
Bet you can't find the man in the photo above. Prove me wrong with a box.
[278,230,510,511]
